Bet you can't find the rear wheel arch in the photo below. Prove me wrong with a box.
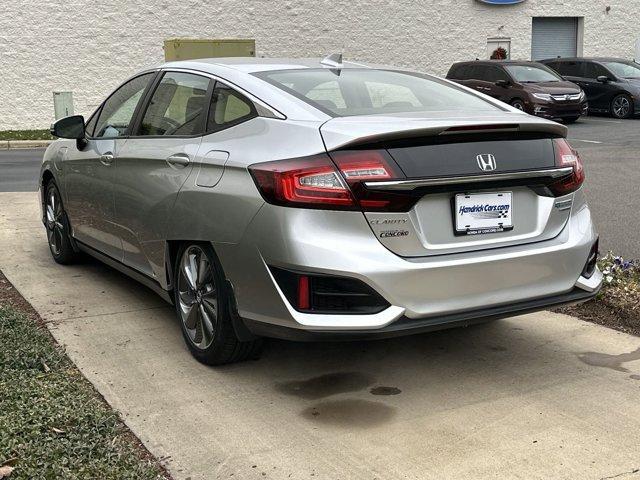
[171,240,260,364]
[165,240,240,317]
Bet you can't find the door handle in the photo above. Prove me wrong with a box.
[100,153,114,166]
[166,153,190,168]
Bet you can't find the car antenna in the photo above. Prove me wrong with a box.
[320,53,343,75]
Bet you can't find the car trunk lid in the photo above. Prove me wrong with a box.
[320,113,573,257]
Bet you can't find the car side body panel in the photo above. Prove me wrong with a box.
[165,117,326,273]
[114,137,203,279]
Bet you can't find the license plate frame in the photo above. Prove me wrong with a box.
[454,191,513,236]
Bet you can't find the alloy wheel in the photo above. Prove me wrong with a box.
[177,245,218,350]
[46,188,65,256]
[511,100,525,111]
[612,95,631,118]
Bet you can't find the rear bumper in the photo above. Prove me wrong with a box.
[216,186,600,337]
[243,284,599,341]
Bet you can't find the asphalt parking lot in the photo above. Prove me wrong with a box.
[1,115,638,257]
[566,116,640,258]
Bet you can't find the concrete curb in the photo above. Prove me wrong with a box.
[2,140,52,150]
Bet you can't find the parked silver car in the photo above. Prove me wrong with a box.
[41,56,602,364]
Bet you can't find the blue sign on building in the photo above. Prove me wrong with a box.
[477,0,526,4]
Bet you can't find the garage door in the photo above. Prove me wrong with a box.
[531,17,578,61]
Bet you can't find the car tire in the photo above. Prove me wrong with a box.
[563,116,580,124]
[173,242,262,365]
[44,180,80,265]
[610,94,633,119]
[510,99,525,111]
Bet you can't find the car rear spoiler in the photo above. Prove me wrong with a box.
[320,115,568,151]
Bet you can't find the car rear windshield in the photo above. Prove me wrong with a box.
[504,65,561,83]
[254,68,502,116]
[602,61,640,79]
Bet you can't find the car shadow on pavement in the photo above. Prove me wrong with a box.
[214,318,597,429]
[49,253,637,431]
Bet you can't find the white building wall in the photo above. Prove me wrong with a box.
[1,0,638,130]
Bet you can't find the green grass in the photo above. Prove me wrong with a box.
[0,306,169,479]
[0,129,53,141]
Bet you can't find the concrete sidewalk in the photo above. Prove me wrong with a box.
[1,191,639,480]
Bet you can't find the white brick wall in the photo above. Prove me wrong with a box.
[1,0,638,130]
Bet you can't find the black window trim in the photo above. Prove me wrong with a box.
[87,70,160,141]
[84,105,102,137]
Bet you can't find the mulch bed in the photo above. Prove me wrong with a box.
[554,298,640,337]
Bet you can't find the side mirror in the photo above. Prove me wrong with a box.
[495,79,510,87]
[596,75,610,84]
[50,115,85,139]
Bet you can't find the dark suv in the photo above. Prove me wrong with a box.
[446,60,587,123]
[540,57,640,119]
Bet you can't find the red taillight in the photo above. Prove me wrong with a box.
[549,138,585,196]
[249,150,416,212]
[330,150,414,211]
[249,154,357,209]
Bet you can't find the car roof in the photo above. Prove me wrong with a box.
[450,60,547,67]
[160,57,381,74]
[540,57,631,63]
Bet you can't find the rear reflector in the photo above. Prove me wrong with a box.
[297,275,310,310]
[548,138,585,196]
[270,267,390,314]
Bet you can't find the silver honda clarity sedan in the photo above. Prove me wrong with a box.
[41,56,602,364]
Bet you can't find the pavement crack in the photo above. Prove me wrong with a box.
[600,468,640,480]
[49,305,171,323]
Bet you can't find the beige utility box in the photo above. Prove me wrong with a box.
[163,38,255,61]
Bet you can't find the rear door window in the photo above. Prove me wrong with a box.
[447,64,468,79]
[471,65,490,81]
[485,66,509,82]
[554,61,582,77]
[138,72,210,136]
[206,82,257,132]
[457,65,472,79]
[583,62,610,79]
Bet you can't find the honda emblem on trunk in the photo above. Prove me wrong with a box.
[476,154,497,172]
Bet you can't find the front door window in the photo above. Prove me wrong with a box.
[138,72,211,136]
[94,73,154,138]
